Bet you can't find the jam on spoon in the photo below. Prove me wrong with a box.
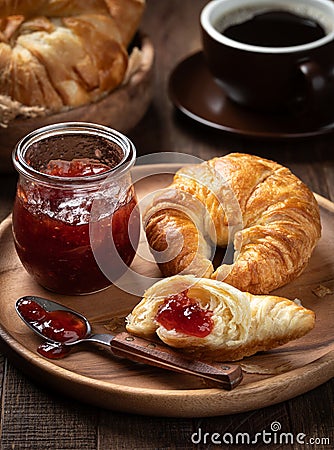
[155,290,214,337]
[15,295,243,389]
[17,298,87,359]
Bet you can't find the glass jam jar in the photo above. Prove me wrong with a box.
[12,122,138,295]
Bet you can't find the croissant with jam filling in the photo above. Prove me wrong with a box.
[126,275,315,361]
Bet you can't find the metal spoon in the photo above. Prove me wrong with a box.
[15,295,243,390]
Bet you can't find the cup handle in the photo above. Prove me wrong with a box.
[297,59,329,116]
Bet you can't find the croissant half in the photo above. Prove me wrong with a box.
[144,153,321,294]
[126,275,315,361]
[0,0,145,109]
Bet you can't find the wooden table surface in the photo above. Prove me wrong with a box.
[0,1,333,448]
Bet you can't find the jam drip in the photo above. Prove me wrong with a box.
[17,298,87,359]
[155,290,214,338]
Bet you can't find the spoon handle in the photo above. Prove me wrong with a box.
[110,332,242,390]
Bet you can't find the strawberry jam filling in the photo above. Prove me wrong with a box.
[155,290,214,337]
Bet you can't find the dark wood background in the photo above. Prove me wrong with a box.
[0,1,333,448]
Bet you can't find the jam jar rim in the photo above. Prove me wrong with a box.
[12,122,136,187]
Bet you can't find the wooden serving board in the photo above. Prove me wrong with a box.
[0,164,333,417]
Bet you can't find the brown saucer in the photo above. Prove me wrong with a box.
[168,51,334,139]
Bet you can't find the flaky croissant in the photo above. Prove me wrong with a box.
[0,0,145,110]
[126,275,315,361]
[144,153,321,294]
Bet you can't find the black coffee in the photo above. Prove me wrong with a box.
[222,11,326,47]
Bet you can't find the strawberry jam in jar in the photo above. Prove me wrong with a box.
[12,122,139,295]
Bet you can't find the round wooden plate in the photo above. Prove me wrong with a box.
[0,164,333,417]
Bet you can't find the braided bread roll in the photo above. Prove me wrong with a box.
[144,153,321,294]
[0,0,145,109]
[126,275,315,361]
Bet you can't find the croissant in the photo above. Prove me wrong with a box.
[0,0,145,110]
[126,275,316,361]
[144,153,321,294]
